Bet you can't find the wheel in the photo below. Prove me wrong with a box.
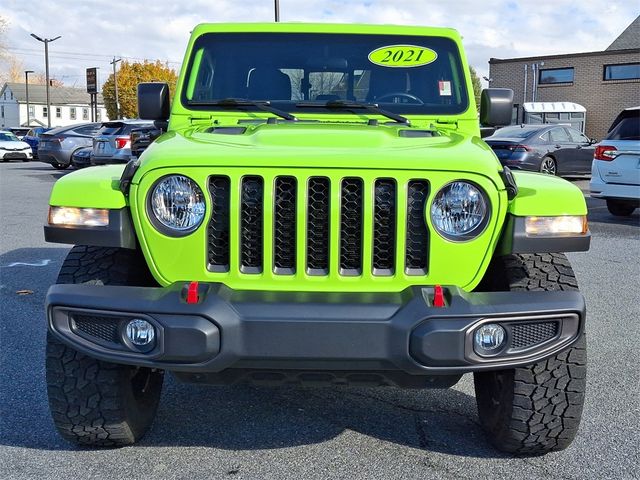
[46,246,163,447]
[539,156,557,175]
[52,161,69,170]
[375,92,424,105]
[606,199,635,217]
[474,253,586,455]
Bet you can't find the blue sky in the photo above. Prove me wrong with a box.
[1,0,637,87]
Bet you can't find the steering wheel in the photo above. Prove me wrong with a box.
[375,92,424,105]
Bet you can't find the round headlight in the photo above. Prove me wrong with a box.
[430,181,488,240]
[149,175,206,235]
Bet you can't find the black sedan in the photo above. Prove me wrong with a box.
[485,124,596,176]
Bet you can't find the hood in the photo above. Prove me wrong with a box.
[0,140,31,150]
[137,122,502,182]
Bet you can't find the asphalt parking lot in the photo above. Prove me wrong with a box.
[1,162,638,480]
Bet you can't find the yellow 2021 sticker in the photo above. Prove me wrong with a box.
[368,45,437,68]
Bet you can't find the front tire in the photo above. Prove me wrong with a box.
[46,246,163,447]
[474,253,586,455]
[606,199,636,217]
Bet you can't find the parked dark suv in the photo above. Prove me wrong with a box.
[38,123,101,169]
[91,120,155,165]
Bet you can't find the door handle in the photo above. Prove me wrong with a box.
[555,144,561,148]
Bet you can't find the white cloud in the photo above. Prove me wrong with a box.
[2,0,637,87]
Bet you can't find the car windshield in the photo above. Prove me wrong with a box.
[0,132,19,141]
[182,32,469,115]
[607,113,640,141]
[489,126,539,139]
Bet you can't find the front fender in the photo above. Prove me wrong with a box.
[49,165,128,208]
[508,171,587,216]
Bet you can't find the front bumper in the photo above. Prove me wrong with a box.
[46,283,585,377]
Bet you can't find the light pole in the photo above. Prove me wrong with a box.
[25,70,34,127]
[30,33,61,128]
[110,57,122,119]
[274,0,280,21]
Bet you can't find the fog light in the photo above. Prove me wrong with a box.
[125,319,155,346]
[474,323,506,355]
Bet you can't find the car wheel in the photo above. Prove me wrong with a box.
[606,199,636,217]
[539,156,557,175]
[46,246,163,447]
[52,161,69,170]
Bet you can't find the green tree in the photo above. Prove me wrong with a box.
[469,66,482,111]
[102,60,177,119]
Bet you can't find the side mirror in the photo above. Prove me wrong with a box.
[138,82,170,121]
[589,138,598,145]
[480,88,514,128]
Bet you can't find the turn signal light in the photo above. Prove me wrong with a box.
[525,216,588,236]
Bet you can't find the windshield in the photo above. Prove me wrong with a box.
[182,32,469,115]
[0,132,19,142]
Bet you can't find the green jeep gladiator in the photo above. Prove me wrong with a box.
[44,23,590,454]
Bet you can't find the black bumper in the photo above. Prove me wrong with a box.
[46,283,585,377]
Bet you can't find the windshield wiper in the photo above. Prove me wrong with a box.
[189,98,297,122]
[296,100,410,126]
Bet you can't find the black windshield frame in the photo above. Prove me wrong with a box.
[181,32,470,116]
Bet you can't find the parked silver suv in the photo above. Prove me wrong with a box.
[91,120,155,165]
[590,106,640,216]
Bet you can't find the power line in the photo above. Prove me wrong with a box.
[6,45,182,65]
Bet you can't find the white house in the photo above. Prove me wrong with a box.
[0,82,110,129]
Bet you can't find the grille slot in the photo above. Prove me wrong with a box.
[273,176,297,274]
[373,179,397,275]
[340,178,364,275]
[405,180,430,275]
[306,177,330,275]
[240,176,264,273]
[511,321,559,349]
[73,315,121,344]
[207,176,231,272]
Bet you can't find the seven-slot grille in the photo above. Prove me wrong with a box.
[207,175,429,277]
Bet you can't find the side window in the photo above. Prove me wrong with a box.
[549,128,570,143]
[75,125,98,136]
[566,128,589,143]
[539,131,551,142]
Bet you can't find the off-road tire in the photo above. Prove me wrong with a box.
[46,246,163,447]
[474,253,586,455]
[606,199,635,217]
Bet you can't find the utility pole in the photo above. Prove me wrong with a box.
[110,57,122,119]
[30,33,61,128]
[274,0,280,21]
[25,70,34,127]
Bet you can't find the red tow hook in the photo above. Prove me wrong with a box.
[433,285,446,308]
[186,281,200,304]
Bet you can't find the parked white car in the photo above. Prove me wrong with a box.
[0,130,33,162]
[590,107,640,216]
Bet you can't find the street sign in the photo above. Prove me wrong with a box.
[86,67,97,94]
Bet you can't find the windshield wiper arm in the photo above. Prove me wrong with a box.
[189,98,297,121]
[296,100,410,126]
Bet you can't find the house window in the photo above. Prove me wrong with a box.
[43,106,48,118]
[1,106,4,118]
[70,107,76,119]
[82,108,89,120]
[539,67,574,84]
[604,63,640,81]
[56,107,62,118]
[29,106,35,117]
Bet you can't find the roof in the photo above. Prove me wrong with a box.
[523,102,586,113]
[607,15,640,50]
[0,82,103,105]
[489,47,638,64]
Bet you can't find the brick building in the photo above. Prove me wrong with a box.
[488,15,640,140]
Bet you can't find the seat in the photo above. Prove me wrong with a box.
[247,68,292,100]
